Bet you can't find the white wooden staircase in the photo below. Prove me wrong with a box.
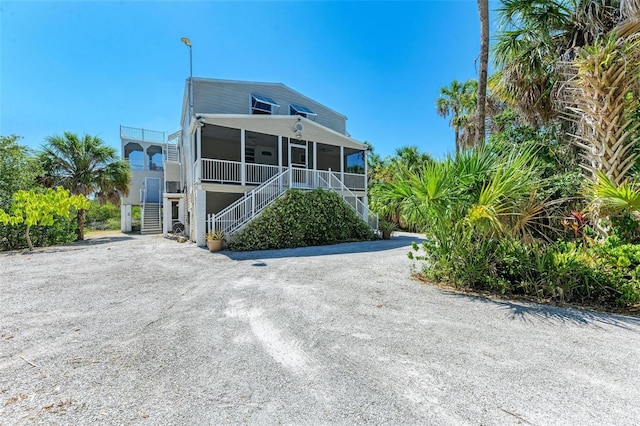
[141,203,162,235]
[207,168,377,236]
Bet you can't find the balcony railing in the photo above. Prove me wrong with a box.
[197,158,366,191]
[120,126,166,143]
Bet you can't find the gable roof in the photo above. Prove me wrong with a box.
[180,77,349,127]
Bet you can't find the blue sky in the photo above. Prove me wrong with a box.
[1,1,494,160]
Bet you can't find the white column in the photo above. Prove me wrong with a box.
[194,188,207,247]
[312,141,318,187]
[241,129,246,186]
[364,149,368,192]
[162,196,170,237]
[121,204,132,233]
[278,135,283,174]
[196,125,202,161]
[340,146,345,184]
[312,141,317,171]
[288,141,292,188]
[195,125,202,182]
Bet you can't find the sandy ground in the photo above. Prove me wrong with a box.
[1,232,640,425]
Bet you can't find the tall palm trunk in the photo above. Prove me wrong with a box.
[76,208,86,241]
[476,0,489,148]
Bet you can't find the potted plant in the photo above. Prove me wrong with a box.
[205,230,225,252]
[378,220,396,240]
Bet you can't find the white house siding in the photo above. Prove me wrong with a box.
[192,79,347,135]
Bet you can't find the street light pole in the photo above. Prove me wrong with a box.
[181,37,193,117]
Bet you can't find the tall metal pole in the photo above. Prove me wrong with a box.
[188,43,193,117]
[181,37,193,118]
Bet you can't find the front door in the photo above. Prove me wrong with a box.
[145,177,161,203]
[289,142,308,187]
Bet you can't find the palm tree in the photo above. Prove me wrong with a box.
[476,0,490,148]
[390,145,434,172]
[383,141,548,243]
[561,33,640,186]
[39,132,131,240]
[491,0,620,124]
[436,80,478,153]
[368,145,434,228]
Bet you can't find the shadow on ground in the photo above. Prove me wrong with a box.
[221,234,427,261]
[447,292,640,330]
[1,234,135,256]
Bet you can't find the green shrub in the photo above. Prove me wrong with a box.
[86,200,120,230]
[0,215,77,251]
[409,237,640,308]
[607,214,640,244]
[229,189,375,251]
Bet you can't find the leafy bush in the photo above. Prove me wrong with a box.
[229,189,375,251]
[0,215,77,251]
[608,213,640,244]
[86,200,120,230]
[409,237,640,308]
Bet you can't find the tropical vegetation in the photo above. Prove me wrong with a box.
[0,133,130,251]
[0,188,90,251]
[39,132,130,240]
[369,0,640,311]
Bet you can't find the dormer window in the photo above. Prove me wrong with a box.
[289,104,317,120]
[251,94,279,115]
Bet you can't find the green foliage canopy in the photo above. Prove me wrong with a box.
[39,132,131,240]
[0,135,41,209]
[0,187,90,250]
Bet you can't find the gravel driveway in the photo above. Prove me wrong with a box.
[1,232,639,425]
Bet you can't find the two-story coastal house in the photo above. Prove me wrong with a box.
[121,78,373,246]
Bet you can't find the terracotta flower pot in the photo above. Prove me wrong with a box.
[207,239,223,252]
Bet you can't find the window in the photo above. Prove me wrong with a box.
[289,103,317,120]
[251,94,279,115]
[124,143,144,170]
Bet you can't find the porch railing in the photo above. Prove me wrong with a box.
[343,172,367,191]
[200,158,241,184]
[198,158,366,191]
[207,167,377,237]
[246,163,280,184]
[318,172,378,230]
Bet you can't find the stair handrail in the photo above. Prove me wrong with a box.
[318,172,378,230]
[209,168,290,235]
[208,167,377,236]
[140,186,146,229]
[157,186,162,228]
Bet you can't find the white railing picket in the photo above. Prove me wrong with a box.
[205,166,377,236]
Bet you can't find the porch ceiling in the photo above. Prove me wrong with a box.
[194,114,366,150]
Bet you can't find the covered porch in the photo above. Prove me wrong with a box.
[190,115,367,192]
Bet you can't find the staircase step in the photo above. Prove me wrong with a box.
[141,229,162,235]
